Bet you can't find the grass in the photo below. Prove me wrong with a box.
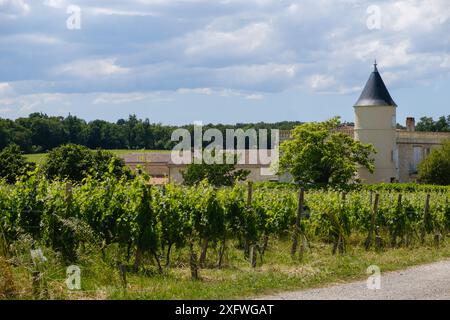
[4,235,450,300]
[24,149,170,165]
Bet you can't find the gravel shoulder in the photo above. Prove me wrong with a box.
[256,259,450,300]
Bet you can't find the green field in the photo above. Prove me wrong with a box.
[25,149,171,165]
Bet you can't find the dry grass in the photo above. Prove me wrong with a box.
[4,235,450,300]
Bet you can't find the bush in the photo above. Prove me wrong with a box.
[0,144,33,183]
[43,144,132,182]
[182,153,250,187]
[418,140,450,186]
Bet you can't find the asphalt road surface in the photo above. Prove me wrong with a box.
[258,259,450,300]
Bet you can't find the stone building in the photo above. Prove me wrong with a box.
[340,62,450,183]
[121,150,278,185]
[121,63,450,184]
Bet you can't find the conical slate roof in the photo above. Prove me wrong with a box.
[354,63,397,107]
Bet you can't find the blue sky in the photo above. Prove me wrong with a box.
[0,0,449,125]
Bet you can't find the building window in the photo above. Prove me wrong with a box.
[411,146,423,173]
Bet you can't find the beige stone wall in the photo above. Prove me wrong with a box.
[169,167,184,184]
[354,105,398,183]
[397,131,450,182]
[166,165,277,184]
[127,163,170,177]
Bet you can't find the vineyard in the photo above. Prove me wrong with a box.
[0,172,449,299]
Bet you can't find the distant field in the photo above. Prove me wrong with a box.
[25,149,170,165]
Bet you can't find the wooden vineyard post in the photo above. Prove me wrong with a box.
[65,182,73,204]
[244,182,253,260]
[248,182,256,267]
[434,234,441,248]
[251,245,258,268]
[189,241,199,281]
[32,270,41,299]
[339,192,347,254]
[421,194,431,244]
[365,193,379,250]
[247,181,253,208]
[391,194,402,247]
[31,269,48,300]
[291,188,305,257]
[118,264,127,289]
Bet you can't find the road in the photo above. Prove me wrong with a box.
[257,259,450,300]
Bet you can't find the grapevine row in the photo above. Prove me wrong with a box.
[0,173,449,279]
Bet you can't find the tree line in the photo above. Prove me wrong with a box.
[0,113,304,153]
[416,115,450,132]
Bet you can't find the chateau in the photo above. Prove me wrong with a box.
[332,62,450,183]
[122,63,450,184]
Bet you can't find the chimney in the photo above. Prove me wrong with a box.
[406,117,415,132]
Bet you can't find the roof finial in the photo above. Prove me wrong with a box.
[374,59,378,71]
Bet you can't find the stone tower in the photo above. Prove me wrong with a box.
[354,62,398,183]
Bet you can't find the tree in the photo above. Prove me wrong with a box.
[182,153,250,187]
[43,144,131,182]
[418,140,450,185]
[279,117,375,188]
[0,119,32,152]
[0,144,32,183]
[416,116,450,132]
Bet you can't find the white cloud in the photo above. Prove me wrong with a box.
[183,22,275,58]
[0,92,65,114]
[307,74,336,91]
[213,63,299,90]
[42,0,66,9]
[383,0,450,32]
[54,58,129,78]
[2,0,450,99]
[177,87,264,100]
[245,93,264,100]
[177,88,213,95]
[0,33,62,45]
[0,0,30,18]
[88,7,158,17]
[93,92,164,104]
[0,83,14,97]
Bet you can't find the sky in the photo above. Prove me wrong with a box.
[0,0,449,125]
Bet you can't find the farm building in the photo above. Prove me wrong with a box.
[121,150,278,184]
[120,63,450,184]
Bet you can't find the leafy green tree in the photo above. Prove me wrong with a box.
[16,113,67,151]
[182,153,250,187]
[416,116,450,132]
[0,119,32,152]
[435,116,450,132]
[91,149,133,180]
[63,114,88,145]
[416,117,435,132]
[279,117,375,188]
[418,140,450,185]
[43,144,93,181]
[43,144,131,182]
[0,144,32,183]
